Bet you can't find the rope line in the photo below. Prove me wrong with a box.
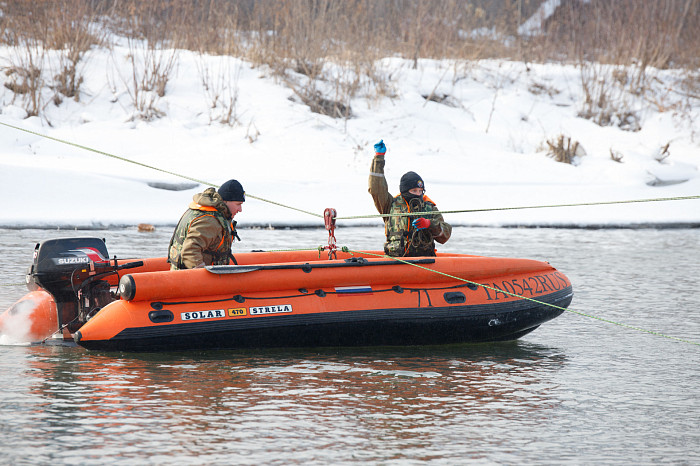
[243,195,322,218]
[0,121,214,186]
[1,283,26,287]
[347,249,699,347]
[2,120,698,220]
[336,195,700,220]
[0,120,321,218]
[3,120,699,346]
[249,247,323,253]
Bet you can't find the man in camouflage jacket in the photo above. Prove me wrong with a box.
[368,140,451,257]
[168,179,245,270]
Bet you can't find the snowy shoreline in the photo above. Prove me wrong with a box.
[1,51,698,229]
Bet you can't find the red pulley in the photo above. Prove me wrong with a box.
[324,208,337,231]
[322,208,338,260]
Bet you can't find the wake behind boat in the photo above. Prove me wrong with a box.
[0,237,572,351]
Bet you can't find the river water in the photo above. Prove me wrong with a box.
[1,226,698,464]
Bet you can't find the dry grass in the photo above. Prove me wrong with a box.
[0,0,697,121]
[546,135,585,164]
[609,149,624,163]
[519,0,699,130]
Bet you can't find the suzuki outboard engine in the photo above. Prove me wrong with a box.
[27,238,140,333]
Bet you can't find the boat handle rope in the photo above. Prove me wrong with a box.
[1,120,697,222]
[347,249,700,347]
[149,281,472,308]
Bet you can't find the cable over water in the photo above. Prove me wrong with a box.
[335,195,700,220]
[346,249,700,347]
[2,120,698,221]
[0,121,321,219]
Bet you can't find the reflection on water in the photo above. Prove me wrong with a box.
[1,227,699,464]
[11,341,566,464]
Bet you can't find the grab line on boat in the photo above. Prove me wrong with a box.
[205,257,435,274]
[349,249,700,347]
[148,281,471,308]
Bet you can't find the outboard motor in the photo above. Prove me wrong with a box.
[27,238,141,333]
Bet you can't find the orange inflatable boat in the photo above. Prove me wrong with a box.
[0,237,573,351]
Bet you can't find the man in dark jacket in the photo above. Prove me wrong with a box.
[368,140,451,257]
[168,179,245,269]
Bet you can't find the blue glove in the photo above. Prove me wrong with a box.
[374,139,386,155]
[412,218,431,230]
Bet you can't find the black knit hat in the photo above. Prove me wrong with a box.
[218,179,245,202]
[399,171,424,193]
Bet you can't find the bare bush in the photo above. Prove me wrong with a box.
[105,2,182,120]
[174,2,246,124]
[3,40,48,118]
[578,62,641,131]
[609,149,624,163]
[654,142,671,163]
[0,3,50,117]
[238,0,524,117]
[268,1,349,117]
[246,119,260,144]
[1,0,697,124]
[528,80,560,97]
[197,54,243,126]
[532,0,699,67]
[47,2,107,101]
[546,135,586,165]
[119,38,178,120]
[3,61,43,113]
[254,0,379,118]
[4,1,698,69]
[0,1,109,116]
[561,1,699,132]
[293,86,352,119]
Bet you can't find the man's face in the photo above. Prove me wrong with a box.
[408,187,424,196]
[225,201,244,217]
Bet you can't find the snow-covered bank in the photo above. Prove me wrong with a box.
[1,47,698,230]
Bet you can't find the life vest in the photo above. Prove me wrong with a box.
[168,205,234,269]
[384,194,439,257]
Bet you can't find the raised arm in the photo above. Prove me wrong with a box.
[368,140,393,215]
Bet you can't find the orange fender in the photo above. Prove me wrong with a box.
[0,290,58,343]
